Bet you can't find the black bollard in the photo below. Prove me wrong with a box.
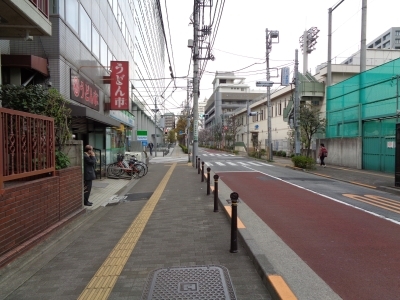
[195,156,198,168]
[230,192,239,253]
[213,174,219,212]
[201,162,205,182]
[198,157,201,174]
[207,167,211,195]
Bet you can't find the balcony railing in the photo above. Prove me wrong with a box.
[0,108,55,191]
[29,0,49,18]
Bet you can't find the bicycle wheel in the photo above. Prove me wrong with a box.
[132,163,146,178]
[107,162,123,177]
[136,162,148,176]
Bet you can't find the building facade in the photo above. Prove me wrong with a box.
[366,27,400,50]
[1,0,166,164]
[204,72,265,129]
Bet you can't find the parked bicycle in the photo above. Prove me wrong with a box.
[106,153,147,179]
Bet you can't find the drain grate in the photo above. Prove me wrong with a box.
[124,192,153,201]
[141,265,236,300]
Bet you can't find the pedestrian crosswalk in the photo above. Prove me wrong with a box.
[200,153,236,157]
[205,161,273,167]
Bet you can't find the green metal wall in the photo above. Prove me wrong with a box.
[363,119,396,172]
[326,58,400,172]
[326,58,400,138]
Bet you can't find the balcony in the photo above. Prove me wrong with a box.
[0,0,51,38]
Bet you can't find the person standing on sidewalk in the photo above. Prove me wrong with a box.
[319,143,328,167]
[148,142,154,156]
[83,145,96,206]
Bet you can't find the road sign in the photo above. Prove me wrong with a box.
[281,67,290,86]
[256,81,274,87]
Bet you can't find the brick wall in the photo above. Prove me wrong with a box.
[57,166,82,219]
[0,167,82,259]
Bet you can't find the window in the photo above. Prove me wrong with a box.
[50,0,64,17]
[92,26,100,59]
[100,36,108,67]
[383,33,390,41]
[59,0,65,18]
[220,79,226,84]
[383,41,390,48]
[278,102,282,115]
[396,39,400,44]
[260,110,263,121]
[396,31,400,36]
[79,5,91,49]
[66,0,78,32]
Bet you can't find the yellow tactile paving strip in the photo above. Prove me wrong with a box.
[78,163,177,300]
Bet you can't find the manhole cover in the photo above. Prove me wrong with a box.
[141,265,236,300]
[124,192,153,201]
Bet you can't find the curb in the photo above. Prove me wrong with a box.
[204,170,297,300]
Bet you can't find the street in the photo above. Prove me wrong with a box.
[199,148,400,299]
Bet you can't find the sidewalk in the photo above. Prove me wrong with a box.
[0,145,272,300]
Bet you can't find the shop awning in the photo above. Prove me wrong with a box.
[1,54,49,76]
[68,103,120,127]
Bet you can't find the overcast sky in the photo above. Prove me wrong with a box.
[159,0,400,115]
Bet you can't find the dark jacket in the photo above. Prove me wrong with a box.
[84,153,96,180]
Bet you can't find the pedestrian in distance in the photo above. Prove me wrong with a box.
[319,143,328,168]
[148,142,154,156]
[83,145,96,206]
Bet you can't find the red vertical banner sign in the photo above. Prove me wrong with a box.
[110,61,129,110]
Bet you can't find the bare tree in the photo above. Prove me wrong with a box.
[299,103,326,157]
[225,113,241,151]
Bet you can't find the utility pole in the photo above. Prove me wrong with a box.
[153,98,159,157]
[266,29,272,160]
[360,0,367,72]
[192,0,199,166]
[294,49,301,155]
[302,30,308,74]
[186,79,191,162]
[246,100,250,153]
[265,29,279,160]
[327,0,345,87]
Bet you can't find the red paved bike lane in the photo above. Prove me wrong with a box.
[219,171,400,299]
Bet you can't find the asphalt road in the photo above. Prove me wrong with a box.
[199,148,400,299]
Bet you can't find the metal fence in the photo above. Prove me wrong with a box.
[326,58,400,138]
[0,108,55,190]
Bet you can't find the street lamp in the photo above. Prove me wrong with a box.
[265,29,279,161]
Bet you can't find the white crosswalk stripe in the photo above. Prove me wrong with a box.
[202,154,235,157]
[248,162,262,166]
[204,161,274,168]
